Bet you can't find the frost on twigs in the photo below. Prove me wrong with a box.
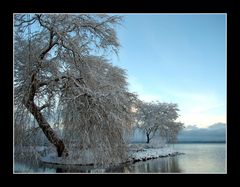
[136,101,184,144]
[59,57,138,166]
[14,13,138,166]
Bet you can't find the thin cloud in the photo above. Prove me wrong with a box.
[127,75,163,102]
[127,75,226,128]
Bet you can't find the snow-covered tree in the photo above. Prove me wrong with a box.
[136,101,184,144]
[14,13,137,165]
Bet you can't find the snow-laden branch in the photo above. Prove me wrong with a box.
[14,14,139,166]
[136,101,184,144]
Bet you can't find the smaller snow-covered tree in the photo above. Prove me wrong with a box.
[136,101,184,144]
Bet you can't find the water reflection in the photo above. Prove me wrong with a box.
[15,159,105,173]
[15,160,56,173]
[15,144,226,173]
[106,156,182,173]
[15,156,182,173]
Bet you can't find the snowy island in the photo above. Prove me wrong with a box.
[127,144,183,163]
[39,144,183,167]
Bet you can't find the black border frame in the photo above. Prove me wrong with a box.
[0,0,239,183]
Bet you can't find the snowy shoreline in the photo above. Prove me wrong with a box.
[15,145,184,173]
[126,144,184,163]
[38,144,184,166]
[127,148,183,163]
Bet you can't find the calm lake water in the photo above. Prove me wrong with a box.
[14,143,226,174]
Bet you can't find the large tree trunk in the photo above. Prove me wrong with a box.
[23,74,68,157]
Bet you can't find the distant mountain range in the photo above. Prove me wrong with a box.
[131,122,226,143]
[177,123,226,143]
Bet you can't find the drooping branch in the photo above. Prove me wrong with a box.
[37,75,86,89]
[14,14,131,165]
[37,76,68,87]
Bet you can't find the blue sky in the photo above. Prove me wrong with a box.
[110,14,226,128]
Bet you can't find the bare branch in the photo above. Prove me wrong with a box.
[14,15,36,27]
[37,76,69,88]
[39,29,59,60]
[39,104,50,111]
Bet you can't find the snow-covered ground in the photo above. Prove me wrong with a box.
[37,144,183,166]
[40,148,95,165]
[126,144,183,163]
